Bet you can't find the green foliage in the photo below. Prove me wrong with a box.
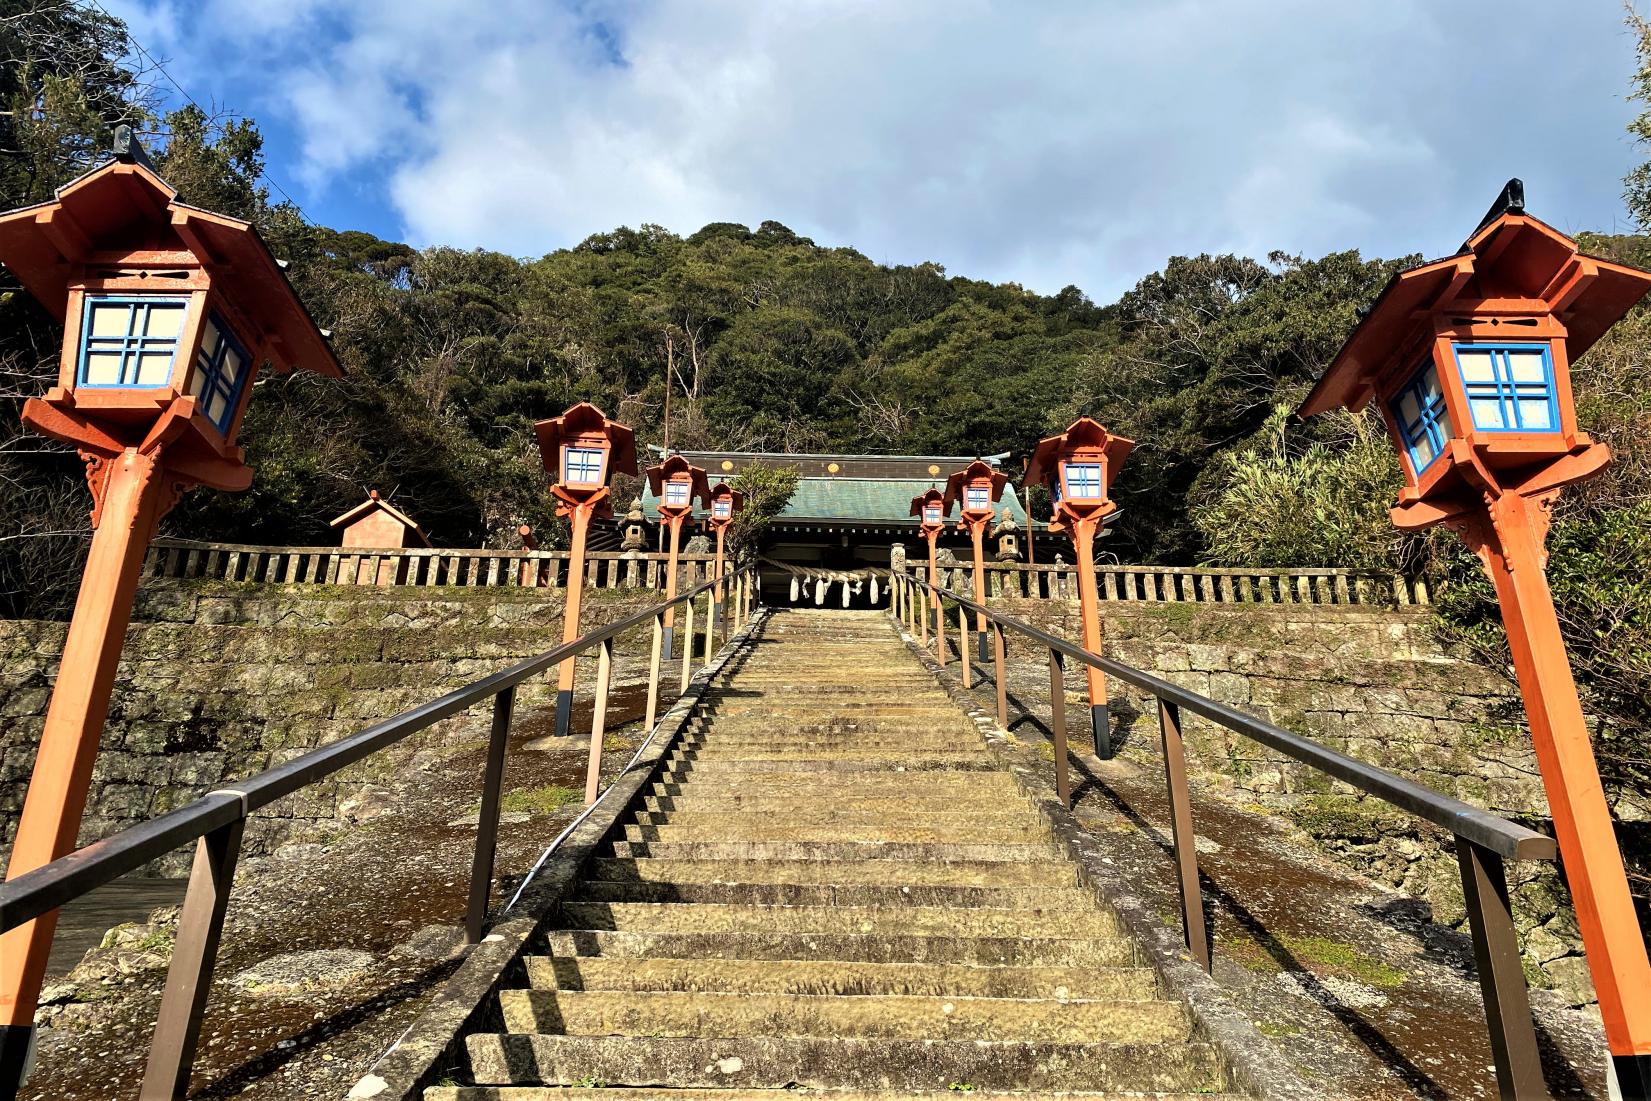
[727,464,800,561]
[1189,405,1411,572]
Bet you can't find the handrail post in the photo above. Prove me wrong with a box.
[992,622,1008,728]
[1458,839,1545,1099]
[584,640,613,805]
[645,610,664,731]
[935,589,947,667]
[1048,649,1071,808]
[1158,699,1210,972]
[465,686,515,943]
[701,589,714,667]
[139,816,245,1101]
[958,605,973,688]
[680,593,696,692]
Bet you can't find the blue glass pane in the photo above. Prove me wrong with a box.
[1389,360,1454,473]
[1064,462,1104,499]
[1453,343,1558,434]
[79,295,187,389]
[188,316,251,434]
[564,447,605,483]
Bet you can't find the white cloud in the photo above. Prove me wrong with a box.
[109,0,1639,299]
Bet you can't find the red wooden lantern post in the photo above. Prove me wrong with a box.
[706,481,745,649]
[1026,417,1134,758]
[909,487,947,651]
[0,131,342,1088]
[533,402,636,739]
[646,453,710,660]
[1302,182,1651,1095]
[943,460,1007,663]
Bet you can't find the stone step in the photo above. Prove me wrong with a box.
[610,840,1060,863]
[497,988,1192,1045]
[680,730,974,748]
[429,1089,1235,1101]
[464,1034,1228,1092]
[543,929,1138,967]
[525,955,1160,1000]
[660,758,997,776]
[622,821,1042,845]
[666,747,988,764]
[649,772,1018,795]
[631,807,1027,831]
[588,857,1076,888]
[557,902,1121,939]
[639,794,1016,817]
[575,880,1092,910]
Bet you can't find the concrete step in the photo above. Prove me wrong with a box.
[609,841,1061,863]
[429,1090,1235,1101]
[497,988,1192,1044]
[556,902,1122,939]
[648,773,1019,796]
[639,794,1019,816]
[630,807,1033,832]
[588,857,1076,888]
[621,821,1043,845]
[666,747,988,764]
[543,929,1139,967]
[464,1034,1229,1092]
[525,955,1159,1000]
[575,880,1092,910]
[431,1088,1238,1101]
[660,758,997,776]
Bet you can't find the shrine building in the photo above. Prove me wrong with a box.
[638,450,1052,605]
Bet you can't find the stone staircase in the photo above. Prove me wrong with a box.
[428,609,1236,1099]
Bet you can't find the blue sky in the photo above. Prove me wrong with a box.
[106,0,1641,301]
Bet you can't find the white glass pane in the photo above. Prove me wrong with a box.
[88,302,130,337]
[1518,399,1553,430]
[199,319,221,358]
[188,362,208,398]
[1506,348,1547,383]
[83,350,122,385]
[134,351,173,387]
[1471,398,1505,429]
[1456,348,1495,383]
[206,390,229,423]
[143,303,185,338]
[1398,392,1421,425]
[1415,436,1438,466]
[1436,406,1453,440]
[221,347,244,384]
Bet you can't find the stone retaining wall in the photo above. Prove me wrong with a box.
[996,595,1599,1004]
[0,580,665,874]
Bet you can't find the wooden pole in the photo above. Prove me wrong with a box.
[1070,514,1111,758]
[553,503,592,738]
[1,448,170,1082]
[1464,491,1651,1079]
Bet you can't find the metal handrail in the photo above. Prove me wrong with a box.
[888,571,1555,1100]
[0,562,758,1099]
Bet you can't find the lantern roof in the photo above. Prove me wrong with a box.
[646,452,711,505]
[1024,416,1135,487]
[532,401,638,477]
[908,487,945,517]
[941,459,1009,512]
[0,148,341,379]
[1301,193,1651,418]
[709,481,745,505]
